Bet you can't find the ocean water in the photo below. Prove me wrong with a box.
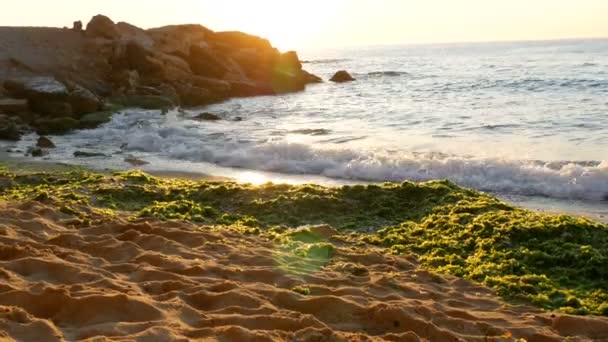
[5,39,608,212]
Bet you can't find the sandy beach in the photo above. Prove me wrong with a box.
[0,200,607,341]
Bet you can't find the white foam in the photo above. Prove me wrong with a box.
[24,110,608,202]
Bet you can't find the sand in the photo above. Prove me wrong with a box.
[0,201,606,341]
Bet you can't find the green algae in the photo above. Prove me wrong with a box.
[1,166,607,315]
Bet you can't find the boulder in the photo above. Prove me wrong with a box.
[147,24,213,58]
[113,94,175,110]
[34,117,79,135]
[3,77,69,100]
[86,15,119,39]
[73,21,83,32]
[191,76,231,95]
[31,147,48,157]
[194,112,222,121]
[174,84,217,106]
[0,98,29,114]
[188,44,230,78]
[278,51,302,71]
[0,115,22,141]
[271,70,306,94]
[36,136,56,148]
[78,111,114,129]
[3,77,72,116]
[74,151,107,158]
[330,70,355,83]
[300,70,323,84]
[68,88,101,115]
[211,31,274,52]
[227,80,273,97]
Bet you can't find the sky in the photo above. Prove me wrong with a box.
[2,0,608,50]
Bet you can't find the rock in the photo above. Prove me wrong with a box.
[30,147,48,157]
[0,98,29,114]
[68,88,101,115]
[0,115,22,141]
[278,51,303,71]
[188,44,230,78]
[271,70,306,94]
[330,70,355,83]
[32,101,73,117]
[86,15,119,39]
[74,151,107,158]
[73,20,83,32]
[113,95,175,110]
[78,111,114,129]
[4,77,69,100]
[34,117,79,135]
[191,76,231,95]
[148,25,212,58]
[36,136,56,148]
[301,70,323,84]
[233,116,243,122]
[124,156,149,166]
[3,77,72,116]
[195,112,222,121]
[227,80,273,97]
[174,84,216,106]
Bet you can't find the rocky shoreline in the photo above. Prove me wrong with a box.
[0,15,322,142]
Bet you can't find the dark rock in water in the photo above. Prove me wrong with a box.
[34,117,79,135]
[233,116,243,122]
[37,136,56,148]
[174,84,216,106]
[113,95,175,110]
[124,156,149,166]
[30,147,48,157]
[300,70,323,83]
[68,88,101,116]
[86,14,119,39]
[0,115,22,141]
[74,151,107,158]
[195,112,222,121]
[330,70,355,83]
[78,111,114,129]
[0,98,29,114]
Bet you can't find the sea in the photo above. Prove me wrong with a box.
[4,39,608,220]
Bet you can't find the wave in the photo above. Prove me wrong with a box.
[366,71,410,77]
[301,58,351,64]
[114,119,608,201]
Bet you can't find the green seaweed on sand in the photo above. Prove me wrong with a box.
[1,166,607,315]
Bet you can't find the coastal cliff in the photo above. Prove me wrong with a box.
[0,15,321,140]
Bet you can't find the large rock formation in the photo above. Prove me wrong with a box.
[0,14,321,139]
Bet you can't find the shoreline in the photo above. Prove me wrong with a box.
[2,151,606,224]
[0,165,607,340]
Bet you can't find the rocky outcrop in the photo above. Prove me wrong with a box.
[0,14,321,141]
[330,70,355,83]
[86,15,119,40]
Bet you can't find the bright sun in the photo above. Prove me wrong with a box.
[199,0,346,51]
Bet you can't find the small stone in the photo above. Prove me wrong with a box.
[194,112,222,121]
[330,70,355,83]
[124,156,149,166]
[74,151,107,158]
[37,136,56,149]
[31,147,48,157]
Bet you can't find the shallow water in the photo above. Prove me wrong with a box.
[3,39,608,210]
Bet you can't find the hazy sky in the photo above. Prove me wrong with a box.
[2,0,608,50]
